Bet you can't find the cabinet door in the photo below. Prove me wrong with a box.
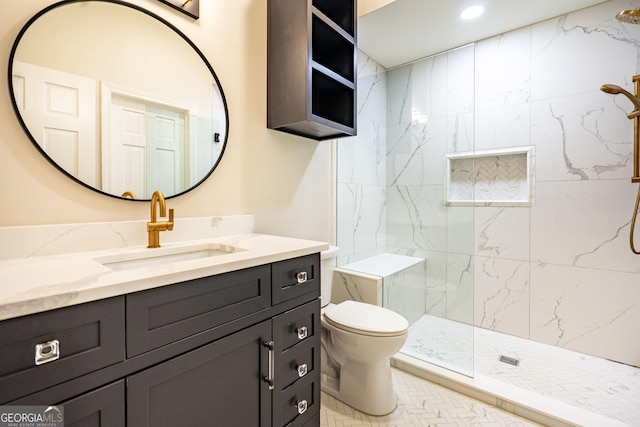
[127,320,272,426]
[62,380,125,427]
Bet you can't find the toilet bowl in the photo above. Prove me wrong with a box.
[320,248,409,416]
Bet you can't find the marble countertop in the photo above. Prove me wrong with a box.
[0,233,328,321]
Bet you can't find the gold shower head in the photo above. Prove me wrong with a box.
[616,7,640,24]
[600,83,640,115]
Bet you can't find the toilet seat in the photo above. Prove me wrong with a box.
[323,300,408,337]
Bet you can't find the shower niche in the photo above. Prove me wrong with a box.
[445,146,535,207]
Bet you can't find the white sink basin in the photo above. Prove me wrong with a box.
[95,243,244,271]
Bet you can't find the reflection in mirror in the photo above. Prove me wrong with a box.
[9,0,228,200]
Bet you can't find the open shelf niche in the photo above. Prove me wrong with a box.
[267,0,357,140]
[445,146,535,207]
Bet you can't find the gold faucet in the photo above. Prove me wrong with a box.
[147,190,174,248]
[121,191,137,199]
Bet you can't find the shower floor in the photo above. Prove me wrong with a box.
[401,314,640,426]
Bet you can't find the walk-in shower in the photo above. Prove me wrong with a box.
[338,2,640,425]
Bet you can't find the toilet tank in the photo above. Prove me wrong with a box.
[320,246,339,307]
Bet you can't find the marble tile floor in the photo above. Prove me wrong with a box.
[320,367,542,426]
[402,315,640,426]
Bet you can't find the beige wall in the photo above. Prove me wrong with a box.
[358,0,396,16]
[0,0,333,243]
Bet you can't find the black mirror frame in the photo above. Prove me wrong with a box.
[8,0,229,201]
[158,0,199,20]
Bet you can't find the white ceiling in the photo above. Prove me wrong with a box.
[357,0,609,68]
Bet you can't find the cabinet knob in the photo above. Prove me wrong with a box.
[35,339,60,365]
[295,271,308,284]
[294,399,308,415]
[296,363,308,378]
[296,326,308,340]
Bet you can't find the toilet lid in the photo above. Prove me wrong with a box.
[323,300,409,337]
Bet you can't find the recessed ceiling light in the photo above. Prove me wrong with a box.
[460,5,485,20]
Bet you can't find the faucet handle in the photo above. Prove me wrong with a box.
[167,209,175,231]
[628,110,640,119]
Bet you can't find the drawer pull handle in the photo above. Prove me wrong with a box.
[296,363,308,377]
[296,326,308,340]
[35,340,60,365]
[263,341,275,390]
[295,399,308,415]
[295,271,308,284]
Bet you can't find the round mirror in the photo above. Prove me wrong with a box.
[9,0,228,200]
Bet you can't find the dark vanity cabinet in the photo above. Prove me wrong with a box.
[267,0,357,140]
[0,254,321,427]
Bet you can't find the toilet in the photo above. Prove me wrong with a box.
[320,247,409,416]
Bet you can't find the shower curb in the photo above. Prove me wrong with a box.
[391,353,630,427]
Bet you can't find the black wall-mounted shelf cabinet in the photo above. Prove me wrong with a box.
[267,0,357,141]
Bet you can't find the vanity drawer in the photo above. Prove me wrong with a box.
[272,253,320,305]
[278,339,318,390]
[272,299,320,353]
[274,375,320,427]
[0,297,125,403]
[126,264,271,356]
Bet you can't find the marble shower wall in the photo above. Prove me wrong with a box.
[339,0,640,367]
[336,52,388,265]
[472,0,640,367]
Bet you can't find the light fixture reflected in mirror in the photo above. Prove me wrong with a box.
[460,5,485,20]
